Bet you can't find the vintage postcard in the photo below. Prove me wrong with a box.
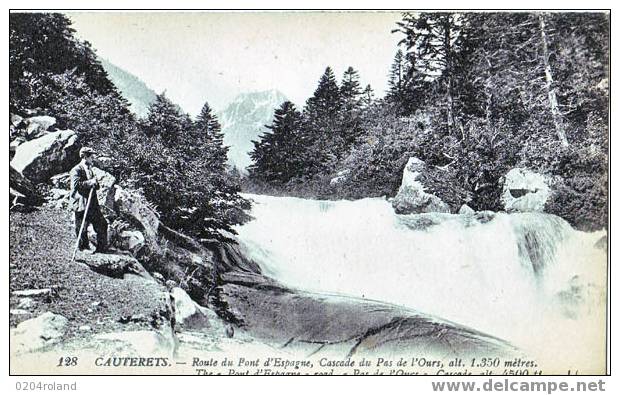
[8,10,609,377]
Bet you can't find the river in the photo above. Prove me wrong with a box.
[234,193,607,372]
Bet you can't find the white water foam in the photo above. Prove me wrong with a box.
[234,194,607,372]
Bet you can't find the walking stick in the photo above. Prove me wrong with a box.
[71,187,94,262]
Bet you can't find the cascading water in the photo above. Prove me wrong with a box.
[234,193,607,372]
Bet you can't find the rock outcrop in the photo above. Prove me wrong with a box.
[78,252,152,281]
[170,287,213,330]
[215,272,514,359]
[458,204,475,215]
[10,165,43,208]
[92,167,117,210]
[10,312,68,354]
[392,157,451,215]
[501,168,550,213]
[117,230,146,255]
[114,186,160,241]
[25,115,57,139]
[10,130,80,183]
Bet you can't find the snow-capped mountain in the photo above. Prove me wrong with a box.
[100,58,157,118]
[218,89,288,173]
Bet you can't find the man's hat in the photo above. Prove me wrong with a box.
[79,147,96,158]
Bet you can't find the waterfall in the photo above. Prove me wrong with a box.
[234,194,607,372]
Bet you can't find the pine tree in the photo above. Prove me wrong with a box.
[394,12,470,131]
[386,48,427,114]
[360,84,375,109]
[302,66,344,170]
[10,13,115,111]
[387,49,407,99]
[9,12,250,243]
[249,101,303,184]
[195,101,228,172]
[144,92,192,142]
[304,66,342,127]
[341,67,362,109]
[340,67,364,147]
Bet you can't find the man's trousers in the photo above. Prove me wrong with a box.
[74,206,108,252]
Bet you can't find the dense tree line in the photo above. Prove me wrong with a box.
[9,13,249,242]
[248,12,608,230]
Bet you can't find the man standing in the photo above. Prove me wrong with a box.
[70,147,108,253]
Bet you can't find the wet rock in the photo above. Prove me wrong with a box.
[10,130,80,183]
[458,204,475,215]
[594,235,607,250]
[395,215,443,231]
[10,312,68,354]
[210,242,262,274]
[392,157,450,215]
[216,282,514,358]
[501,168,550,213]
[474,210,496,224]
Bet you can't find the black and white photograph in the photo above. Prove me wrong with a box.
[8,8,610,380]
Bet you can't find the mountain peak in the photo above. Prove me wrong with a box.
[218,90,289,173]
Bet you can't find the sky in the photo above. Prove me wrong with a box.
[68,11,403,115]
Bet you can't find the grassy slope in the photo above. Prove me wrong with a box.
[9,206,169,340]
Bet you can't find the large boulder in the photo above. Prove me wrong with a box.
[10,312,68,354]
[170,287,211,330]
[391,157,451,215]
[10,130,80,183]
[217,281,514,359]
[114,186,160,241]
[458,204,475,215]
[78,252,152,280]
[501,168,550,213]
[117,230,146,255]
[24,115,56,139]
[92,167,117,210]
[10,166,43,207]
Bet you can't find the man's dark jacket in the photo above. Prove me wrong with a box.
[69,163,99,212]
